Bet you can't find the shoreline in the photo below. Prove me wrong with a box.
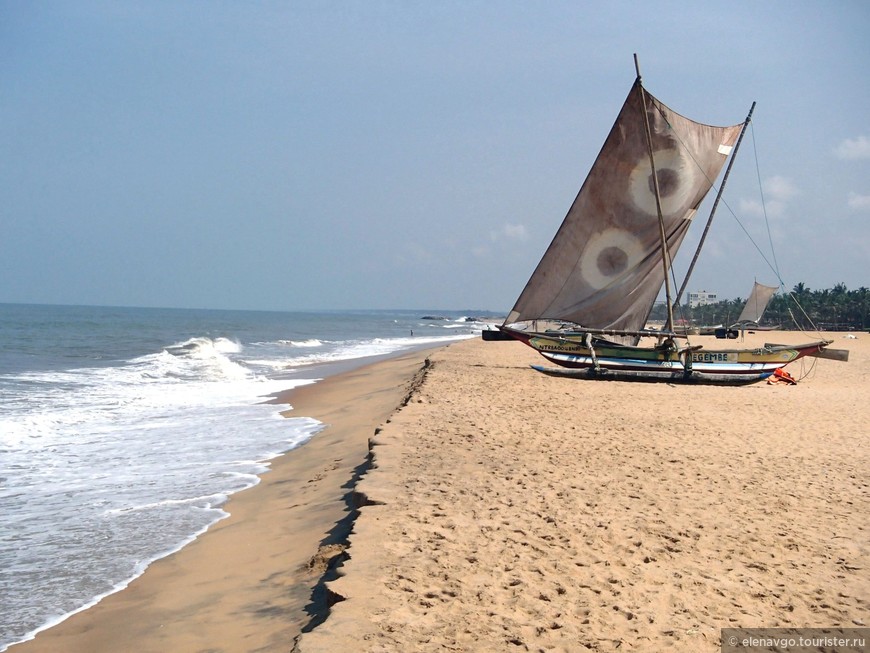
[8,346,440,653]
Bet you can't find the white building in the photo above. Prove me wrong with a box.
[687,290,718,308]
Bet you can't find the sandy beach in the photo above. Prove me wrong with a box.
[10,331,868,652]
[297,331,868,652]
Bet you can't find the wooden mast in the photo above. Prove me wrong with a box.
[634,54,675,334]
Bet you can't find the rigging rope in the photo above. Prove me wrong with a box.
[750,121,783,287]
[653,103,823,337]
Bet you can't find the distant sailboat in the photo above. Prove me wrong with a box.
[732,281,779,331]
[691,281,779,338]
[498,56,841,384]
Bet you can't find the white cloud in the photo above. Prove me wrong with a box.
[739,197,786,219]
[834,135,870,160]
[739,198,764,217]
[764,175,798,202]
[476,222,529,256]
[502,223,528,241]
[848,192,870,211]
[489,223,528,242]
[739,176,796,219]
[764,201,788,218]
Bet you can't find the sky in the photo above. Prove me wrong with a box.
[1,1,868,312]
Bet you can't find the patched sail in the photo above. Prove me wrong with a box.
[735,281,778,324]
[505,80,743,338]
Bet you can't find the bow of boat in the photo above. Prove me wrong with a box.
[766,339,849,362]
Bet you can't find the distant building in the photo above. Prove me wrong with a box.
[688,290,717,308]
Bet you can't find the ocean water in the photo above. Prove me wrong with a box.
[0,303,484,650]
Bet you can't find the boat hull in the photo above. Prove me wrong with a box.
[501,327,830,385]
[530,364,772,385]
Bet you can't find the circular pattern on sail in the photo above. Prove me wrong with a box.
[628,148,698,219]
[579,228,644,289]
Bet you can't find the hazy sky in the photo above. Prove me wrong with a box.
[2,1,868,311]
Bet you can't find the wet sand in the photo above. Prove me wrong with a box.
[8,349,433,653]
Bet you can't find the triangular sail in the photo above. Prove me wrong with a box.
[505,80,743,340]
[735,281,778,324]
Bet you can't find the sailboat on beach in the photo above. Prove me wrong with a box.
[498,56,841,384]
[689,281,779,338]
[731,281,780,331]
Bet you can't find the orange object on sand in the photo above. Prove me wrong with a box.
[768,368,797,385]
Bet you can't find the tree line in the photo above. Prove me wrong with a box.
[651,283,869,330]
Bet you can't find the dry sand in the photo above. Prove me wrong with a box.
[297,332,868,652]
[10,332,868,653]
